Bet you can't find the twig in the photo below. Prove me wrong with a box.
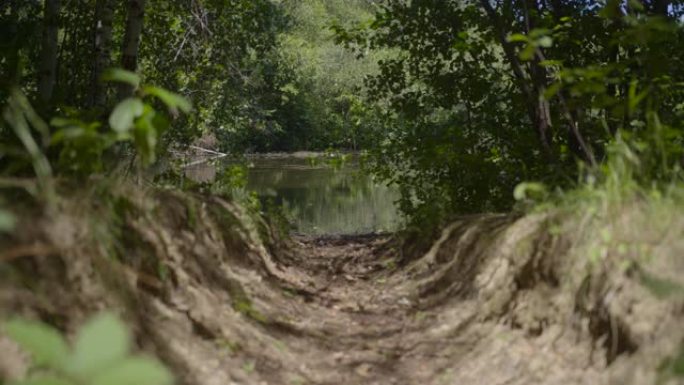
[189,145,227,156]
[0,243,59,262]
[182,154,228,168]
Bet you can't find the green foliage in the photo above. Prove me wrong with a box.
[513,182,549,203]
[2,89,55,202]
[109,99,144,133]
[4,320,69,369]
[67,313,131,376]
[137,0,287,151]
[1,70,190,181]
[2,0,682,232]
[221,0,383,152]
[0,0,385,157]
[334,0,684,226]
[1,0,287,156]
[3,313,173,385]
[142,87,192,116]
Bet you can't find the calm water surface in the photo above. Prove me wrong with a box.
[185,154,402,235]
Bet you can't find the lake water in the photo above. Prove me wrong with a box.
[184,154,402,235]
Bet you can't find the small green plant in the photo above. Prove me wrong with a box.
[242,360,256,374]
[1,89,56,203]
[3,312,173,385]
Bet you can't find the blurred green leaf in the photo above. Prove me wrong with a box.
[50,128,87,145]
[133,109,159,165]
[10,376,75,385]
[109,98,144,133]
[0,210,16,232]
[91,357,173,385]
[539,60,563,67]
[50,117,79,128]
[67,313,130,376]
[514,182,548,201]
[4,319,69,370]
[101,69,141,88]
[507,33,529,43]
[537,36,553,48]
[520,44,536,61]
[143,86,192,114]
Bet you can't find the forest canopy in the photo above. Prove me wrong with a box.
[1,0,683,225]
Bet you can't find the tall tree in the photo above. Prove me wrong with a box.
[38,0,61,104]
[119,0,146,98]
[90,0,116,108]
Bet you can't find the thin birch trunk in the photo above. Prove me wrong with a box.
[90,0,116,107]
[118,0,146,99]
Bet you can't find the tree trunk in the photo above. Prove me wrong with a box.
[89,0,116,108]
[118,0,146,99]
[38,0,61,104]
[478,0,554,158]
[1,0,20,85]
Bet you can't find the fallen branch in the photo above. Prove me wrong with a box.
[189,145,227,157]
[182,153,228,168]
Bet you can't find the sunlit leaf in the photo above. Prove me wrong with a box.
[537,36,553,48]
[507,33,528,43]
[4,319,69,370]
[67,313,130,376]
[514,182,547,201]
[539,60,563,67]
[109,98,144,133]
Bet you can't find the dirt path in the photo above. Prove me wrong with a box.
[3,194,681,385]
[224,228,603,385]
